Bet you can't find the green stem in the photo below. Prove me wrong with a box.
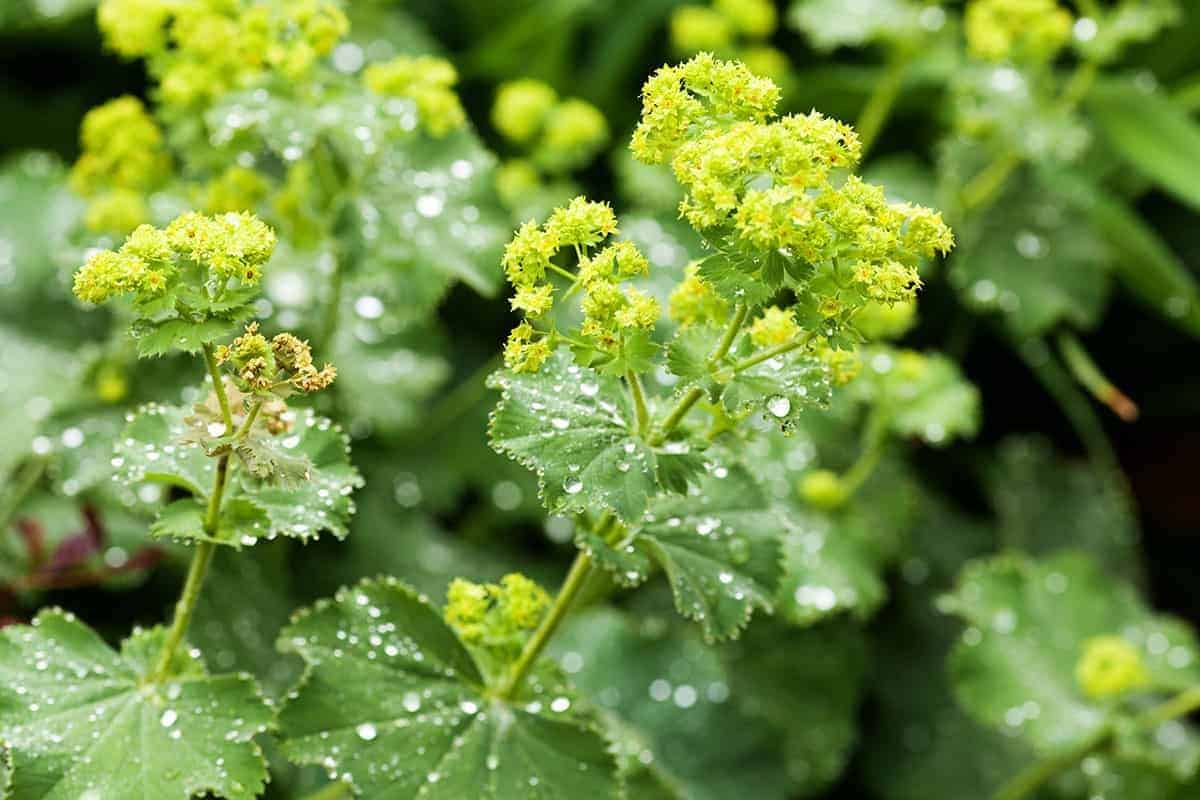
[150,347,242,682]
[498,549,594,700]
[317,251,346,355]
[649,304,749,446]
[547,262,576,282]
[203,343,234,429]
[994,725,1111,800]
[960,61,1098,213]
[857,47,913,157]
[840,409,890,496]
[301,780,354,800]
[708,303,748,369]
[996,684,1200,800]
[0,456,47,534]
[236,399,264,438]
[733,332,815,373]
[626,370,650,436]
[1056,332,1138,422]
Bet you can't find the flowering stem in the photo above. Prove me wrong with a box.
[547,262,576,282]
[649,304,749,446]
[151,347,241,683]
[301,782,353,800]
[960,61,1098,213]
[202,344,233,429]
[995,684,1200,800]
[733,331,815,373]
[497,549,594,700]
[708,303,748,369]
[0,456,47,537]
[857,46,913,157]
[626,371,650,436]
[1056,332,1138,422]
[840,409,889,496]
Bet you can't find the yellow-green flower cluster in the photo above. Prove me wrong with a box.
[854,298,917,341]
[74,211,277,305]
[632,55,953,322]
[965,0,1072,63]
[201,165,270,214]
[668,262,729,328]
[166,211,277,283]
[216,322,336,394]
[1075,635,1150,700]
[500,198,659,372]
[364,55,467,137]
[70,96,171,233]
[444,574,550,655]
[73,228,174,304]
[669,0,787,84]
[631,53,780,165]
[749,306,801,347]
[816,343,862,386]
[492,79,609,175]
[97,0,349,107]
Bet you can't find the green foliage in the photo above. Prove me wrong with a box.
[0,610,273,799]
[278,578,621,798]
[2,3,1199,799]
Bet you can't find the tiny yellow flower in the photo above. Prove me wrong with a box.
[1076,635,1150,700]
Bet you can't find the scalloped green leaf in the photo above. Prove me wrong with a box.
[488,348,680,522]
[633,466,782,641]
[950,169,1113,336]
[944,552,1200,759]
[723,341,833,432]
[277,578,621,799]
[238,409,363,542]
[856,347,980,445]
[130,315,245,358]
[114,402,218,497]
[149,497,270,549]
[789,0,926,51]
[0,610,273,800]
[776,509,888,626]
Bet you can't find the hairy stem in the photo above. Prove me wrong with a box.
[203,343,234,429]
[733,331,815,373]
[1056,332,1138,421]
[960,61,1098,213]
[708,303,748,369]
[150,347,241,682]
[626,370,650,436]
[0,456,47,535]
[498,549,595,700]
[650,304,749,445]
[857,47,913,157]
[840,409,890,496]
[996,684,1200,800]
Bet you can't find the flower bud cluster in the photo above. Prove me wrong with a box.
[97,0,349,107]
[965,0,1072,64]
[200,165,270,214]
[668,262,729,328]
[73,212,276,305]
[500,197,657,373]
[1075,635,1150,700]
[364,55,467,138]
[669,0,788,85]
[492,79,609,175]
[444,574,550,656]
[215,322,336,395]
[69,97,171,233]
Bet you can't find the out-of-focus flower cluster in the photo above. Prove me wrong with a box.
[669,0,789,86]
[964,0,1072,64]
[364,55,467,138]
[97,0,349,107]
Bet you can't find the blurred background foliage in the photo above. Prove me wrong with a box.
[2,1,1200,798]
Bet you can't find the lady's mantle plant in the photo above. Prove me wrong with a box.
[268,54,968,798]
[0,212,361,799]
